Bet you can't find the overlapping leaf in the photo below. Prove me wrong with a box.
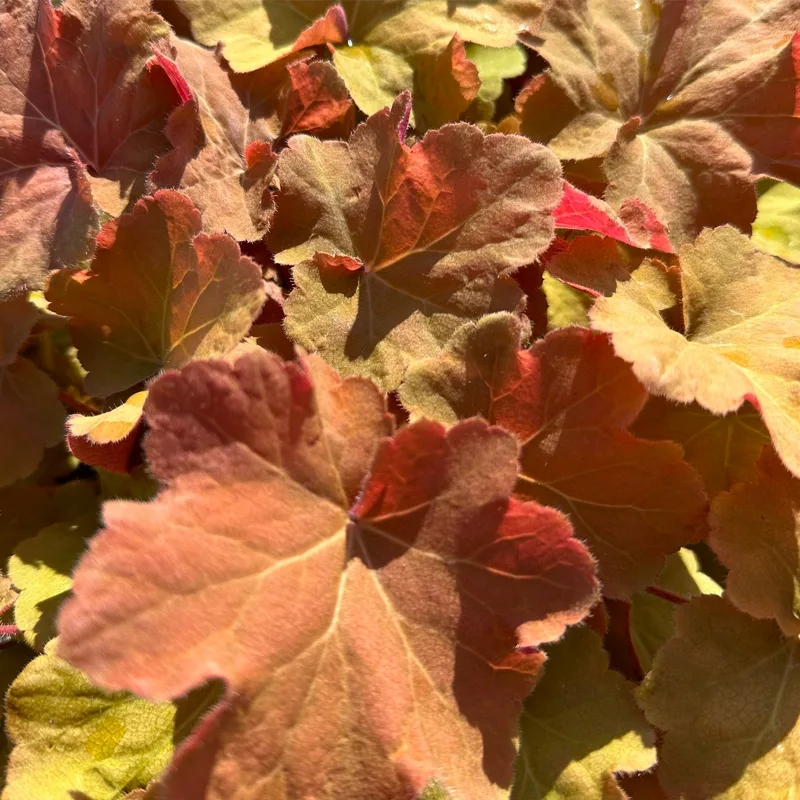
[520,1,800,244]
[57,349,598,799]
[272,94,563,389]
[639,596,800,800]
[4,647,176,800]
[591,226,800,479]
[632,397,770,498]
[0,0,183,293]
[513,626,656,799]
[399,315,707,596]
[710,448,800,635]
[173,0,540,74]
[47,190,266,397]
[752,179,800,264]
[152,40,354,240]
[0,297,64,486]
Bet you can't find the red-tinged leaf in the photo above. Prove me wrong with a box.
[591,226,800,479]
[400,315,708,597]
[151,38,282,241]
[520,2,800,245]
[66,391,147,475]
[57,349,598,799]
[280,58,355,140]
[46,190,266,397]
[271,94,563,389]
[632,397,771,499]
[554,183,673,252]
[0,0,184,293]
[413,35,481,132]
[638,596,800,800]
[710,448,800,635]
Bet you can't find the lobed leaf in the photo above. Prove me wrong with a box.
[520,0,800,245]
[591,226,800,479]
[639,596,800,800]
[0,0,183,293]
[272,94,563,389]
[513,626,656,799]
[400,315,708,596]
[47,190,266,397]
[58,349,598,799]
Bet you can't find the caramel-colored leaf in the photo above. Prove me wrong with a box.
[513,626,656,800]
[632,397,771,498]
[591,226,800,479]
[521,2,800,244]
[399,316,707,596]
[272,94,562,389]
[639,596,800,800]
[710,448,800,635]
[47,190,266,397]
[58,349,598,799]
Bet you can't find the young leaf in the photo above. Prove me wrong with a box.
[67,391,148,474]
[520,2,800,244]
[710,448,800,635]
[0,0,183,293]
[513,626,656,799]
[47,190,266,397]
[465,43,527,109]
[554,182,673,252]
[399,316,707,596]
[4,647,176,800]
[57,349,598,799]
[591,226,800,479]
[272,94,563,389]
[639,596,800,800]
[632,397,770,498]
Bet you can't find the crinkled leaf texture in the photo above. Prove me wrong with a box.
[58,349,598,800]
[400,315,707,596]
[0,0,182,293]
[513,626,656,799]
[4,646,176,800]
[639,596,800,800]
[47,190,266,397]
[272,94,563,390]
[520,0,800,245]
[591,226,800,479]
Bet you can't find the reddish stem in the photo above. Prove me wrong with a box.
[0,624,20,637]
[645,585,689,605]
[58,391,97,416]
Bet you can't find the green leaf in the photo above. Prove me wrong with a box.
[752,179,800,264]
[514,626,656,799]
[4,647,176,800]
[465,43,526,105]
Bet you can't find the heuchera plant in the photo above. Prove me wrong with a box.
[1,0,800,798]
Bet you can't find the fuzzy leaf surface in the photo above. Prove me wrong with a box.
[273,95,563,389]
[513,626,656,800]
[591,225,800,479]
[46,190,266,397]
[57,349,598,800]
[521,0,800,245]
[639,596,800,800]
[399,316,707,596]
[710,448,800,635]
[0,0,182,292]
[4,648,176,800]
[67,391,147,474]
